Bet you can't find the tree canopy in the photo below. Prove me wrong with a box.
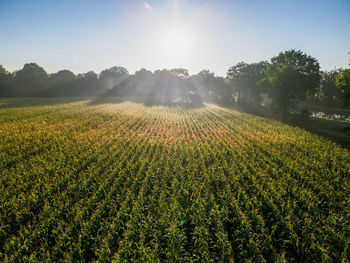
[99,66,129,90]
[0,65,9,75]
[315,70,342,105]
[262,49,320,112]
[49,70,76,88]
[336,69,350,106]
[4,49,347,111]
[227,61,268,104]
[11,63,49,96]
[0,65,12,96]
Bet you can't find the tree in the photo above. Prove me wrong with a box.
[227,61,268,104]
[75,71,101,96]
[0,65,13,96]
[170,68,189,78]
[317,70,341,105]
[213,76,232,104]
[191,70,231,104]
[336,69,350,106]
[169,68,190,100]
[0,65,8,75]
[99,66,129,90]
[49,70,76,88]
[262,49,320,114]
[191,70,215,100]
[133,68,154,96]
[13,63,49,96]
[39,71,101,97]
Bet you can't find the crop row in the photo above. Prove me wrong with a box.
[0,100,349,262]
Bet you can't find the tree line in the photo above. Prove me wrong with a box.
[0,49,349,111]
[0,64,230,106]
[227,50,350,117]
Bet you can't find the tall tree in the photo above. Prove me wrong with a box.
[0,65,13,96]
[40,71,101,97]
[262,49,320,114]
[227,61,268,104]
[191,70,215,100]
[49,70,76,88]
[133,68,154,96]
[317,70,341,105]
[99,66,129,90]
[13,63,49,96]
[336,69,350,106]
[191,70,231,104]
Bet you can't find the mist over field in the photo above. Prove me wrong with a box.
[0,0,350,262]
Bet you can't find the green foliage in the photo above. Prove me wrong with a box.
[0,65,9,75]
[191,70,232,104]
[317,70,342,105]
[49,70,76,88]
[0,100,349,262]
[99,66,129,90]
[13,63,49,96]
[336,69,350,106]
[227,61,269,104]
[263,49,321,112]
[0,65,13,96]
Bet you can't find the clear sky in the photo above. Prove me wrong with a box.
[1,0,349,76]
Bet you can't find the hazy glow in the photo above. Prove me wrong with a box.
[156,26,195,65]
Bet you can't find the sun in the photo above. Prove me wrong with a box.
[161,29,189,52]
[155,25,194,65]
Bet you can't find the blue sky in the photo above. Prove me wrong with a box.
[0,0,349,76]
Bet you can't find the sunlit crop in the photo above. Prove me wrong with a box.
[0,99,349,262]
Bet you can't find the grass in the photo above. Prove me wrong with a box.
[0,98,349,262]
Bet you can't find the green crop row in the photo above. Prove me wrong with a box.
[0,99,349,262]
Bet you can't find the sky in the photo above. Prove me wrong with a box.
[0,0,349,76]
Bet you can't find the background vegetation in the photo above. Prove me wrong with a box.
[1,49,349,112]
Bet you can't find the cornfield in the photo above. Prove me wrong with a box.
[0,99,349,262]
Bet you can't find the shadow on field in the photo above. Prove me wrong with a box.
[0,97,88,108]
[290,118,350,150]
[232,102,350,150]
[88,96,204,109]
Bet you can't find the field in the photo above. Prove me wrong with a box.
[0,99,349,262]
